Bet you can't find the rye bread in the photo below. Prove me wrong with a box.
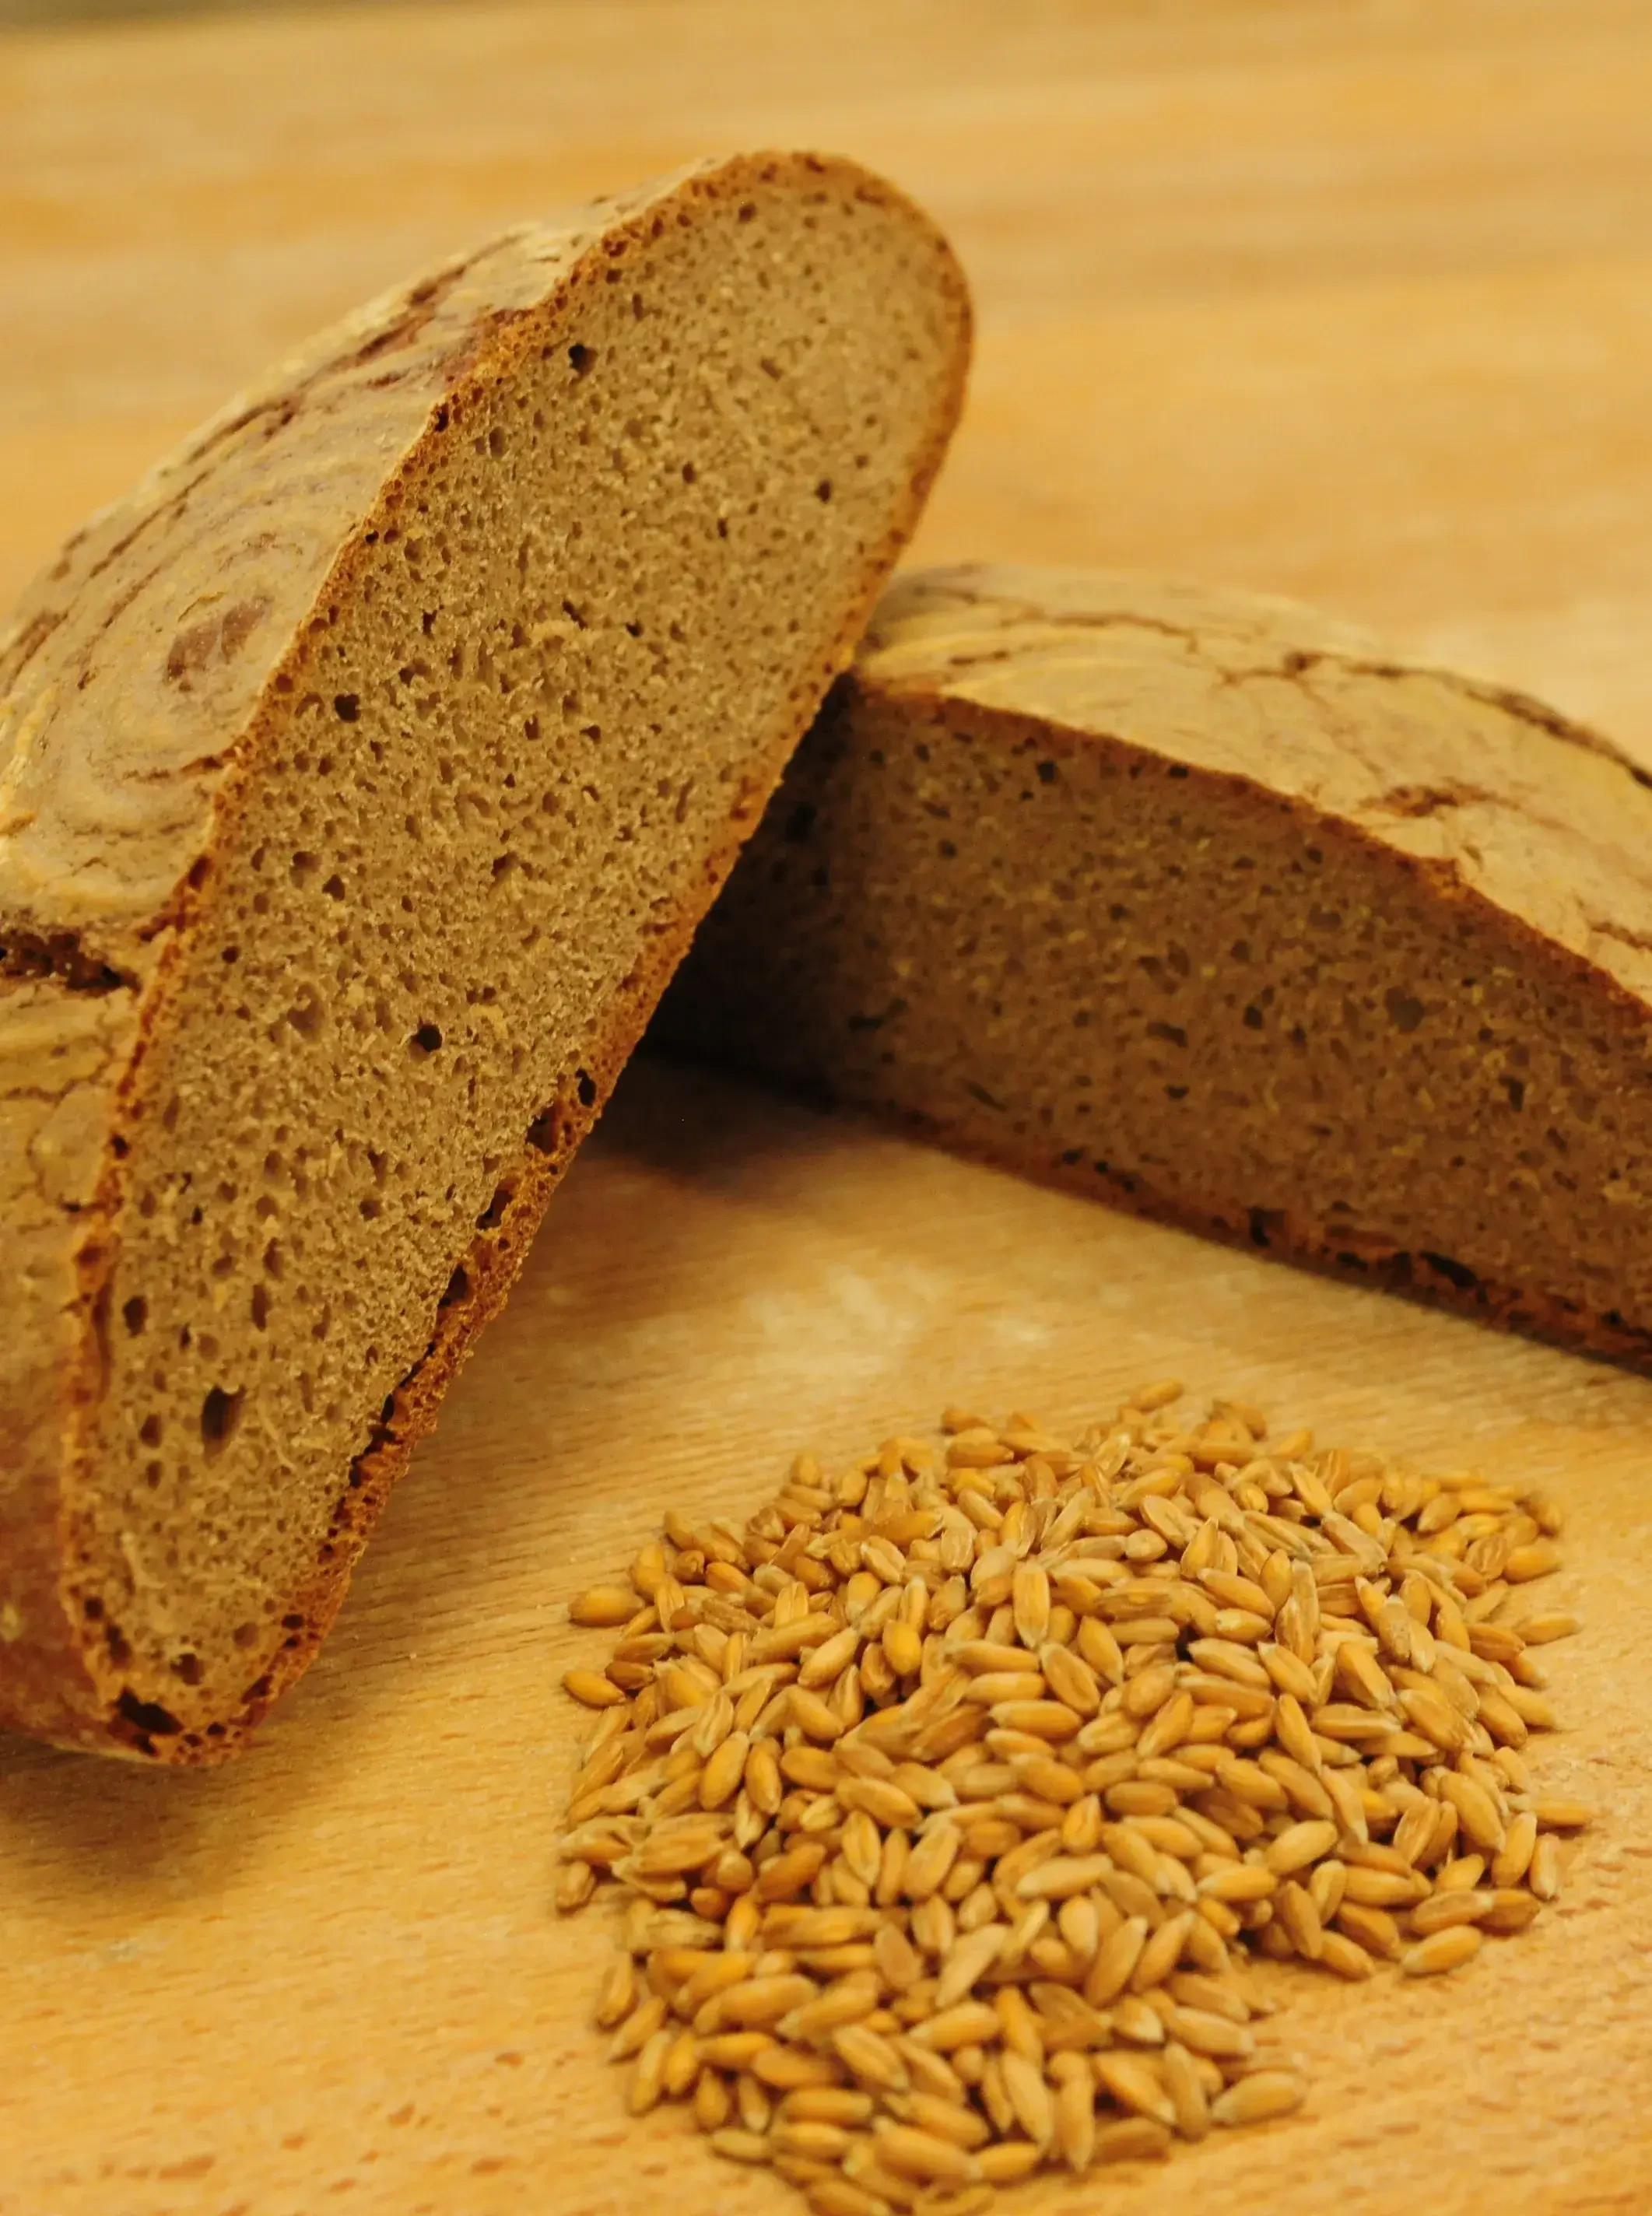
[664,561,1652,1367]
[0,154,970,1762]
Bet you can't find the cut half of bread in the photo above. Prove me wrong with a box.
[0,154,970,1761]
[665,561,1652,1368]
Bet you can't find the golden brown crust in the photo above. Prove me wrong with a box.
[0,983,140,1742]
[1,153,971,1762]
[856,564,1652,1007]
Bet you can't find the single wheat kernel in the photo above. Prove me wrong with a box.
[873,2122,981,2183]
[1094,2115,1175,2162]
[628,2026,673,2114]
[976,2141,1043,2184]
[1533,1797,1596,1830]
[1093,2052,1177,2129]
[1401,1926,1484,1976]
[562,1667,627,1709]
[1317,1930,1377,1980]
[570,1585,641,1628]
[1527,1834,1564,1901]
[708,2127,773,2164]
[1210,2072,1306,2127]
[1408,1889,1496,1937]
[1514,1611,1580,1645]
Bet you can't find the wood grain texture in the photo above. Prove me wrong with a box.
[3,4,1651,2211]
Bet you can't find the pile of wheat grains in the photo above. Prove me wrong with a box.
[553,1387,1591,2214]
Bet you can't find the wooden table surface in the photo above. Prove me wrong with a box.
[5,5,1652,2213]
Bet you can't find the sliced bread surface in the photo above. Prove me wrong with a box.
[663,562,1652,1366]
[0,154,970,1761]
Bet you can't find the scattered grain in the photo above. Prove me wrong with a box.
[556,1393,1587,2211]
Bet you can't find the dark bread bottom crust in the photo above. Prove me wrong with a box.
[682,1064,1652,1383]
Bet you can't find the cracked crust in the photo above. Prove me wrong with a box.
[0,156,972,1761]
[851,565,1652,1005]
[664,562,1652,1371]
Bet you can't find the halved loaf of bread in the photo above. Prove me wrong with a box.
[664,562,1652,1367]
[0,154,970,1761]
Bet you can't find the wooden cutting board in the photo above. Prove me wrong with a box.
[4,5,1652,2213]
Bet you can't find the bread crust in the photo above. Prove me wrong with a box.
[854,566,1652,1016]
[0,156,971,1760]
[665,563,1652,1375]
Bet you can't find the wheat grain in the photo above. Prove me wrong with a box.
[1481,1888,1543,1934]
[1094,2115,1175,2162]
[874,2122,981,2183]
[1514,1611,1580,1645]
[1317,1930,1377,1980]
[1408,1888,1496,1936]
[1093,2052,1177,2128]
[1534,1797,1596,1829]
[556,1391,1587,2208]
[1527,1833,1564,1901]
[563,1667,627,1709]
[1401,1925,1484,1975]
[1160,2039,1212,2140]
[570,1585,642,1629]
[1210,2071,1307,2127]
[755,2045,850,2092]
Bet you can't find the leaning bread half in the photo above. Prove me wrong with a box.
[665,561,1652,1367]
[0,154,970,1761]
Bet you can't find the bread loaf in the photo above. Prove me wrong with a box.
[0,154,970,1760]
[665,562,1652,1368]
